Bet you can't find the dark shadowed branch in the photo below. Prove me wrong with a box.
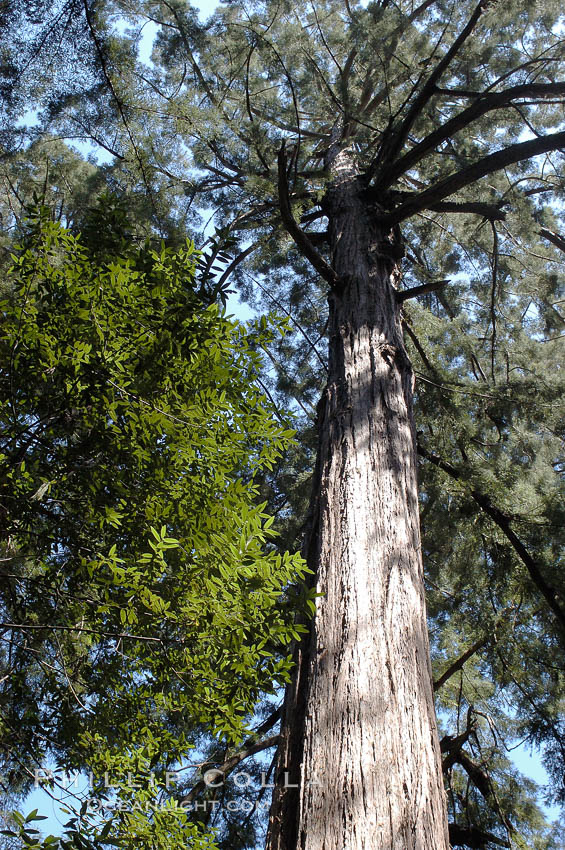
[540,227,565,254]
[489,222,499,382]
[448,822,510,848]
[277,143,338,287]
[397,279,451,302]
[378,82,565,190]
[369,0,492,180]
[433,636,489,691]
[425,201,507,220]
[382,130,565,225]
[182,709,281,804]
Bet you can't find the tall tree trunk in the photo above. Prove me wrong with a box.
[266,147,449,850]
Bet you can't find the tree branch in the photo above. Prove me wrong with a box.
[217,243,258,288]
[182,733,280,803]
[403,316,438,374]
[426,201,507,220]
[378,82,565,190]
[409,0,442,22]
[540,227,565,254]
[381,130,565,225]
[249,108,326,139]
[82,0,153,196]
[454,750,495,802]
[369,0,491,180]
[489,222,499,382]
[252,706,282,738]
[397,279,451,302]
[247,272,328,372]
[441,727,473,760]
[277,144,338,288]
[449,823,510,848]
[160,0,218,107]
[433,635,489,691]
[444,730,514,842]
[0,622,175,643]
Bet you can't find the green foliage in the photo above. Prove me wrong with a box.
[1,806,217,850]
[0,197,307,847]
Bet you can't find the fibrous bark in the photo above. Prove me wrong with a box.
[266,146,449,849]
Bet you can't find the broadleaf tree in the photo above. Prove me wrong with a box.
[1,0,565,848]
[0,197,310,848]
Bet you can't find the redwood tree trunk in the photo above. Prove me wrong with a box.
[266,147,449,850]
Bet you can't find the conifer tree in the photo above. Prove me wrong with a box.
[2,1,565,848]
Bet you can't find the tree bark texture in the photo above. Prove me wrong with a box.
[266,147,449,850]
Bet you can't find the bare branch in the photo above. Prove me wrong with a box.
[440,708,476,762]
[310,2,342,76]
[433,636,489,691]
[217,243,258,288]
[0,622,175,643]
[182,734,280,804]
[341,48,357,88]
[489,222,499,382]
[426,200,507,220]
[379,82,565,190]
[252,706,282,738]
[305,230,329,246]
[397,278,451,302]
[409,0,443,22]
[370,0,492,179]
[249,108,326,139]
[277,144,339,288]
[382,130,565,225]
[247,272,328,372]
[540,227,565,254]
[402,317,437,373]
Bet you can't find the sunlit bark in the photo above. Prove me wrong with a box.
[266,147,449,850]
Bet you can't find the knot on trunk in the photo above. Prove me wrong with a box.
[379,343,397,366]
[378,342,411,371]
